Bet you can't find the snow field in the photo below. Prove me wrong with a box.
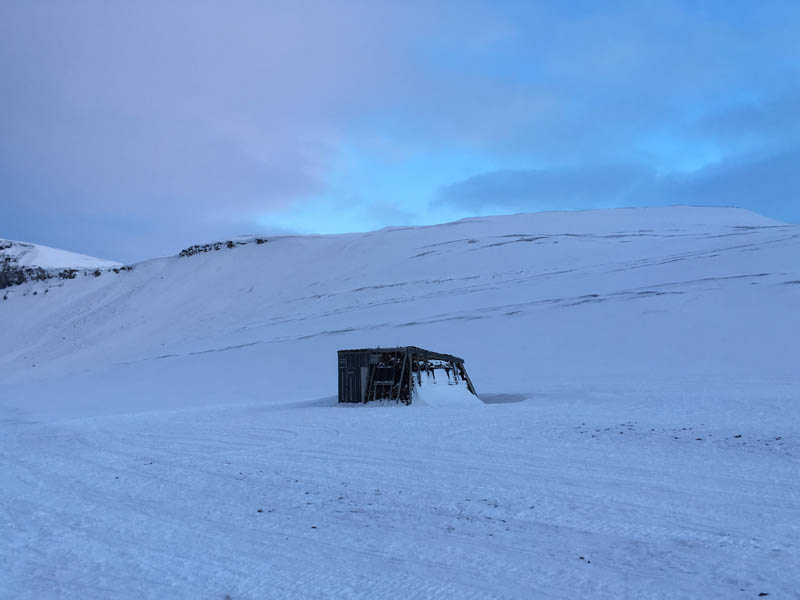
[2,380,797,598]
[2,206,799,598]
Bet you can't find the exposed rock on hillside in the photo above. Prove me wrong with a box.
[0,239,127,290]
[179,237,268,258]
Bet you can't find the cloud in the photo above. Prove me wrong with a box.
[1,1,799,260]
[657,149,800,221]
[1,1,541,260]
[436,164,653,212]
[689,90,800,155]
[435,149,800,223]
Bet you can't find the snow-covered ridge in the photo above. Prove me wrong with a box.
[0,238,123,290]
[178,236,269,258]
[0,238,120,269]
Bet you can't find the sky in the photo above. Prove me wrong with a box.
[1,1,799,263]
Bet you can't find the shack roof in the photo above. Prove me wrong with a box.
[338,346,465,363]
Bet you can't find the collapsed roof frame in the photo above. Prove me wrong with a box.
[337,346,476,404]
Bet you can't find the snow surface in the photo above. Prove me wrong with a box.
[0,238,120,270]
[413,370,481,406]
[1,206,799,598]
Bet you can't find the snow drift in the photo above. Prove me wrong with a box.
[413,370,481,406]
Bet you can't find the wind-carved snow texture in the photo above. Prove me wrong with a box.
[1,206,799,598]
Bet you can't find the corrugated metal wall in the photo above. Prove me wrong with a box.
[338,351,370,403]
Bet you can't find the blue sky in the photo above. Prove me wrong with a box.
[1,1,798,262]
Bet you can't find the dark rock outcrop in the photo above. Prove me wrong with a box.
[179,238,268,258]
[0,241,134,290]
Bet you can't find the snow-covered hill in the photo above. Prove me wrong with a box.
[2,206,799,598]
[0,238,121,289]
[2,205,798,414]
[0,238,120,270]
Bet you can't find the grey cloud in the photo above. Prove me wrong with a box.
[689,91,800,152]
[436,149,800,224]
[436,165,654,212]
[656,149,800,222]
[0,1,440,260]
[1,2,799,261]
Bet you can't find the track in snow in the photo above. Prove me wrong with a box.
[2,380,797,599]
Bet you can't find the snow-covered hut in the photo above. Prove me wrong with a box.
[337,346,478,405]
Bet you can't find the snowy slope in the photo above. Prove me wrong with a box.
[1,206,799,599]
[0,238,120,270]
[0,238,121,290]
[1,205,797,413]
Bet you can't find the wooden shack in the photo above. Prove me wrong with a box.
[337,346,476,404]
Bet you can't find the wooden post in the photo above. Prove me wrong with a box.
[367,358,377,403]
[409,349,414,404]
[461,362,478,396]
[396,350,407,404]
